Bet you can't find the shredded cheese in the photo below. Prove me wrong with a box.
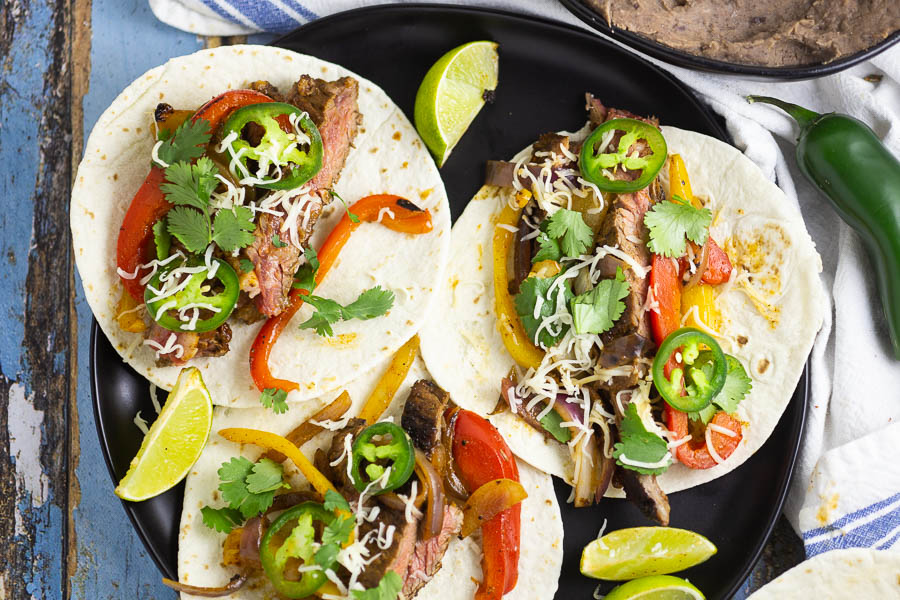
[705,426,725,464]
[133,411,149,435]
[708,423,737,437]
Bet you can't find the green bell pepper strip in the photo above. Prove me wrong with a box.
[579,117,667,193]
[221,102,323,190]
[652,327,727,412]
[144,258,240,333]
[349,422,415,494]
[259,502,334,598]
[747,95,900,359]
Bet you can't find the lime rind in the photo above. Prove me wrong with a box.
[604,575,705,600]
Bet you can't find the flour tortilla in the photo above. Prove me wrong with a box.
[747,548,900,599]
[72,45,450,408]
[419,126,827,494]
[178,356,563,599]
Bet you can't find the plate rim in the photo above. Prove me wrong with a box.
[559,0,900,80]
[89,3,809,596]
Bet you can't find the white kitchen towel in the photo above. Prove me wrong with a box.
[147,0,900,556]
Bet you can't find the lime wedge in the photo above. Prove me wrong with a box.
[581,527,717,581]
[414,40,499,166]
[605,575,705,600]
[115,367,213,501]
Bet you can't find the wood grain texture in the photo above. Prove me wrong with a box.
[0,0,803,597]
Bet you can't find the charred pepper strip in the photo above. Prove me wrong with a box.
[221,102,323,190]
[259,502,335,598]
[144,258,239,333]
[579,118,667,193]
[748,95,900,359]
[349,422,415,494]
[652,327,727,412]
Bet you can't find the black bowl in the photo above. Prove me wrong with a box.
[560,0,900,80]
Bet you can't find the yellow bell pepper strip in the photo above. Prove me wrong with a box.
[116,289,147,333]
[357,335,420,425]
[218,428,337,499]
[681,284,722,332]
[493,203,545,369]
[460,478,527,538]
[668,154,698,208]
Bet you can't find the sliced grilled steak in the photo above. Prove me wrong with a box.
[248,80,284,102]
[401,380,451,456]
[357,507,419,590]
[147,322,198,366]
[531,133,571,166]
[609,389,670,525]
[245,203,319,317]
[287,75,360,201]
[402,504,463,598]
[196,323,232,356]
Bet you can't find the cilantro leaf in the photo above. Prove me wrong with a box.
[644,196,711,258]
[613,403,671,475]
[218,457,279,518]
[692,352,752,416]
[687,403,718,425]
[155,118,212,166]
[545,209,594,257]
[314,543,340,570]
[570,267,630,335]
[167,205,211,253]
[322,514,355,546]
[340,286,394,321]
[330,188,360,223]
[324,489,351,514]
[160,157,218,210]
[539,408,571,443]
[299,311,337,337]
[293,247,319,293]
[352,571,403,600]
[300,296,343,336]
[260,387,289,414]
[211,206,256,253]
[245,458,289,494]
[532,231,562,263]
[271,234,288,248]
[200,506,244,533]
[514,275,573,348]
[239,258,255,274]
[152,218,171,260]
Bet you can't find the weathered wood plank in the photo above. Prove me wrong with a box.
[0,1,73,598]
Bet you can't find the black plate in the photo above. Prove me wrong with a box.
[560,0,900,80]
[91,4,807,599]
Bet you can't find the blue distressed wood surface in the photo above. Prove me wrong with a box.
[0,0,801,597]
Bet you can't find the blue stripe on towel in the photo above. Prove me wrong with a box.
[802,492,900,540]
[804,501,900,557]
[200,0,317,32]
[280,0,318,21]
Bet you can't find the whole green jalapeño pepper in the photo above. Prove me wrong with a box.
[350,422,415,494]
[748,96,900,359]
[579,117,667,193]
[222,102,323,190]
[259,502,335,598]
[144,258,240,333]
[652,327,727,412]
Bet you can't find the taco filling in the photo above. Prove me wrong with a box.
[172,378,533,599]
[471,96,763,524]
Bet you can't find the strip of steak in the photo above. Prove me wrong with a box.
[287,75,361,201]
[357,507,420,590]
[147,321,231,366]
[402,504,463,598]
[324,417,368,498]
[401,380,451,456]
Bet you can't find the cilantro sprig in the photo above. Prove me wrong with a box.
[260,387,289,414]
[216,457,289,519]
[300,286,395,337]
[352,572,403,600]
[200,506,244,533]
[514,274,574,348]
[613,403,671,475]
[687,352,752,423]
[155,118,211,166]
[644,195,711,258]
[544,209,594,258]
[570,267,630,335]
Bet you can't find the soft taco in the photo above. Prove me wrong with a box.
[420,95,826,524]
[72,45,450,408]
[173,350,563,599]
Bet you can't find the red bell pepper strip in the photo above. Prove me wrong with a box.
[700,238,732,285]
[452,409,521,598]
[664,406,742,470]
[115,90,274,301]
[249,194,433,393]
